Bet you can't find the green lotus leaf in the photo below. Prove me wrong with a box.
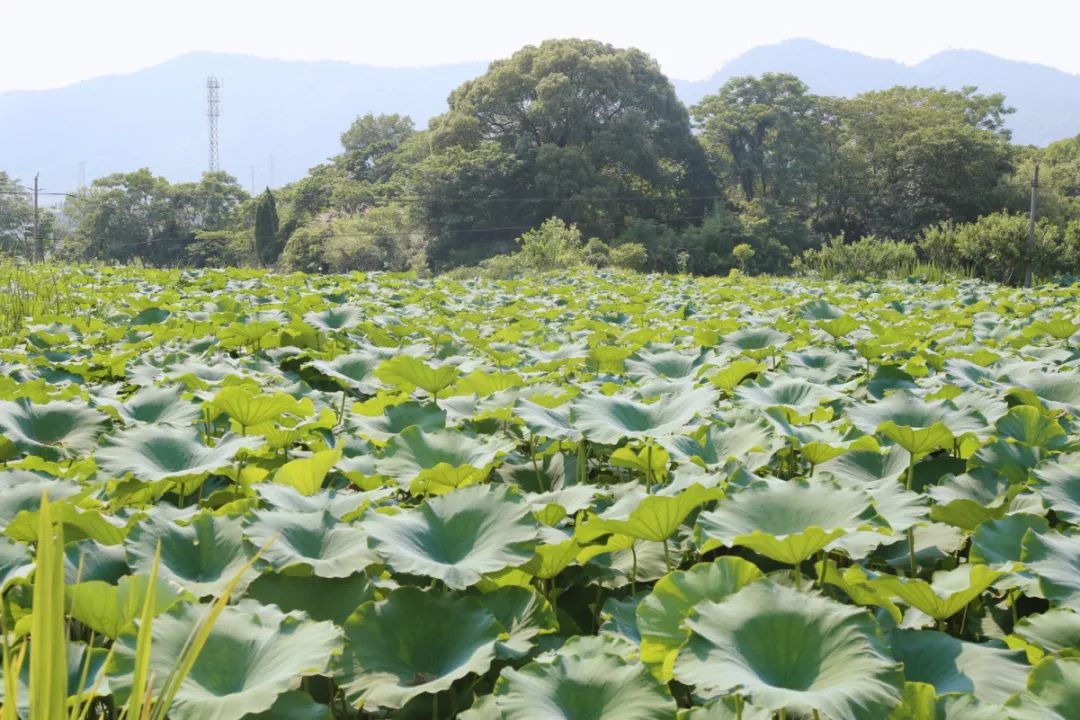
[0,398,107,458]
[489,651,676,720]
[1012,609,1080,658]
[735,377,841,416]
[785,349,863,384]
[694,480,882,565]
[637,557,765,680]
[272,449,342,496]
[66,573,184,639]
[890,629,1029,704]
[97,426,261,483]
[374,355,461,399]
[626,348,705,381]
[211,386,313,431]
[1005,367,1080,413]
[125,512,256,596]
[1004,657,1080,720]
[348,401,446,444]
[0,470,82,530]
[818,561,902,623]
[970,514,1049,566]
[1032,453,1080,525]
[1021,530,1080,610]
[477,585,558,659]
[244,691,331,720]
[515,399,582,442]
[365,484,539,589]
[309,352,381,394]
[243,509,376,578]
[887,682,1012,720]
[708,359,765,393]
[570,388,717,444]
[304,305,364,332]
[994,406,1066,449]
[255,484,392,519]
[677,697,772,720]
[968,440,1041,484]
[334,586,502,710]
[847,392,956,455]
[245,572,375,625]
[2,641,110,715]
[873,564,1005,622]
[0,535,33,590]
[577,483,722,544]
[928,470,1012,531]
[112,600,343,720]
[375,426,516,493]
[721,327,791,354]
[673,582,903,719]
[113,385,202,427]
[659,421,776,470]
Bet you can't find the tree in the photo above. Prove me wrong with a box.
[340,114,416,183]
[253,189,281,266]
[0,172,34,256]
[414,38,713,267]
[833,87,1016,239]
[64,169,174,262]
[692,74,838,208]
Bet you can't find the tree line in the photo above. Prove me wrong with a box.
[3,38,1080,282]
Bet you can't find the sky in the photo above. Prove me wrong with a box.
[1,0,1078,91]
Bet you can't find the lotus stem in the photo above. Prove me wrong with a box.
[630,542,638,595]
[662,540,672,571]
[907,528,917,577]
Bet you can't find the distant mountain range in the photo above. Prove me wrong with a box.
[2,39,1078,194]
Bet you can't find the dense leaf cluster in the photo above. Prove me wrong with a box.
[0,267,1079,718]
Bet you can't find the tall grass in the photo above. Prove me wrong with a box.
[0,495,264,720]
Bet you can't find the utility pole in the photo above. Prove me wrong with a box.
[1025,162,1039,288]
[32,173,41,263]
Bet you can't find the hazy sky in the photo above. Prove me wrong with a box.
[2,0,1078,91]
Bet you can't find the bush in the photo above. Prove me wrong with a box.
[793,235,919,280]
[282,205,429,274]
[609,243,648,271]
[185,230,251,268]
[515,218,587,271]
[917,212,1063,284]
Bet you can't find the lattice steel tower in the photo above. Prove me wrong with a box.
[206,76,221,171]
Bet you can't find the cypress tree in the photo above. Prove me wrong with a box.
[253,188,280,266]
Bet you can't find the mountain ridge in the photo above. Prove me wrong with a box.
[3,40,1077,193]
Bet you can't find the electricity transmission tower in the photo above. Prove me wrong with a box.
[207,76,221,172]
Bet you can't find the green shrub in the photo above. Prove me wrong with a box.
[793,235,918,280]
[917,212,1064,284]
[515,217,587,271]
[185,230,252,268]
[609,242,648,271]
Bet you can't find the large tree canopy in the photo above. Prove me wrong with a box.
[416,39,713,267]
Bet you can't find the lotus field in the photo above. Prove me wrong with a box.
[2,266,1080,720]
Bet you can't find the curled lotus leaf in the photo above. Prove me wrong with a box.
[1021,530,1080,610]
[97,426,261,483]
[570,387,718,445]
[364,484,540,589]
[694,479,883,565]
[112,385,202,427]
[125,512,256,597]
[487,650,676,720]
[889,629,1029,704]
[674,581,903,720]
[112,600,343,720]
[243,509,377,578]
[637,558,765,680]
[334,586,502,710]
[0,398,108,459]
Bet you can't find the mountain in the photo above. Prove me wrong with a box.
[674,39,1080,145]
[0,53,485,197]
[2,41,1078,193]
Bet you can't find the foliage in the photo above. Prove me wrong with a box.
[0,266,1075,718]
[253,189,281,267]
[793,235,919,280]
